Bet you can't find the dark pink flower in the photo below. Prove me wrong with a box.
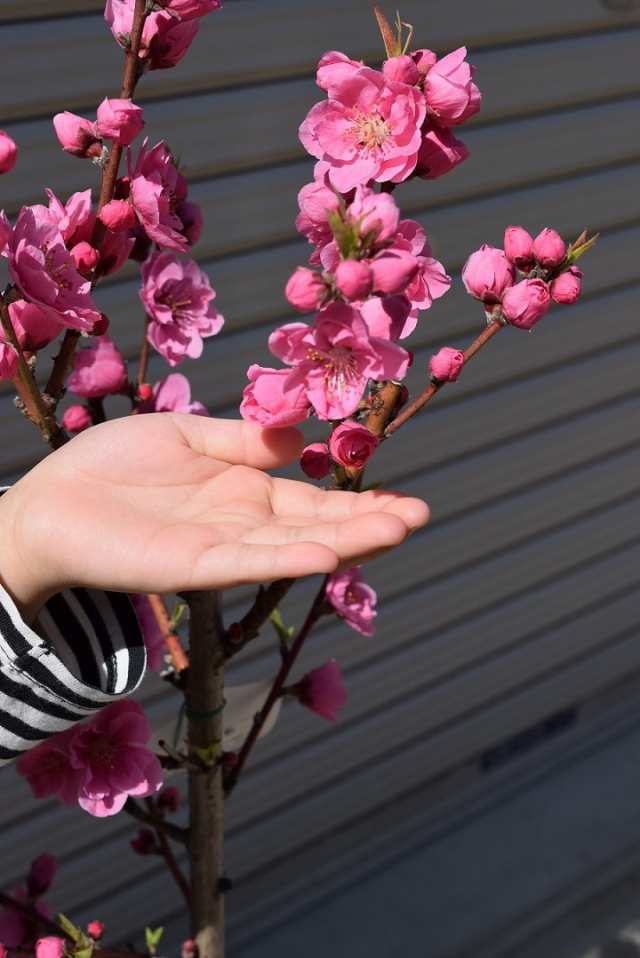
[415,124,469,179]
[296,660,347,722]
[533,228,566,268]
[285,267,327,312]
[68,335,127,398]
[240,364,311,427]
[17,728,84,805]
[462,244,514,304]
[502,278,551,329]
[424,47,481,126]
[0,209,12,253]
[157,785,181,814]
[130,594,166,672]
[130,828,157,855]
[140,252,224,366]
[140,373,209,416]
[551,266,582,304]
[0,887,51,951]
[27,855,58,898]
[430,346,465,382]
[130,140,194,251]
[300,442,330,479]
[96,98,144,146]
[325,567,377,636]
[69,700,163,817]
[300,60,426,191]
[268,303,411,420]
[0,131,18,174]
[329,420,379,469]
[503,225,534,268]
[62,404,92,433]
[53,112,102,159]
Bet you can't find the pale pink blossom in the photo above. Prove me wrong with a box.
[533,228,566,268]
[53,112,102,159]
[140,373,208,416]
[300,442,331,479]
[130,140,194,251]
[502,278,551,329]
[35,938,64,958]
[503,225,534,267]
[140,252,224,366]
[68,335,127,398]
[551,266,582,304]
[130,594,166,672]
[424,47,481,126]
[62,405,92,433]
[70,241,99,274]
[240,365,311,427]
[462,244,514,304]
[359,294,416,341]
[99,198,137,232]
[430,346,465,382]
[27,855,58,898]
[415,124,469,179]
[0,131,18,174]
[300,61,426,191]
[329,420,379,470]
[325,567,377,636]
[296,660,347,722]
[285,267,327,312]
[96,97,144,146]
[16,727,84,805]
[335,260,373,300]
[7,204,101,330]
[69,700,163,817]
[382,55,420,86]
[268,303,411,420]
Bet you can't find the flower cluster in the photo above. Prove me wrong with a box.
[105,0,221,70]
[16,700,163,818]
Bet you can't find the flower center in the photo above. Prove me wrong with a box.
[350,111,391,152]
[87,735,118,770]
[41,243,72,290]
[307,346,359,396]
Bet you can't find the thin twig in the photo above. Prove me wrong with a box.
[123,797,189,845]
[224,578,295,659]
[145,798,191,906]
[137,315,151,389]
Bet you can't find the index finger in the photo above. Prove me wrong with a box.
[172,414,305,469]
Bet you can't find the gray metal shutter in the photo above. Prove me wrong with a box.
[0,1,639,949]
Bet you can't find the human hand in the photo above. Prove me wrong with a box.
[0,413,429,620]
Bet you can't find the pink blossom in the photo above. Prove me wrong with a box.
[70,241,99,275]
[325,567,377,636]
[143,11,199,70]
[296,660,347,722]
[405,255,451,310]
[0,131,18,174]
[179,200,203,245]
[27,855,58,898]
[17,727,84,805]
[138,383,153,401]
[45,188,93,246]
[382,55,420,86]
[7,204,101,330]
[96,97,144,146]
[411,48,438,76]
[551,266,582,304]
[130,140,193,251]
[87,921,105,941]
[335,260,373,300]
[140,252,224,365]
[300,61,426,191]
[140,373,209,416]
[69,700,163,817]
[347,185,400,244]
[300,442,331,479]
[329,420,379,470]
[370,248,419,295]
[62,404,92,433]
[0,209,12,254]
[53,112,102,159]
[502,278,551,329]
[0,340,17,381]
[240,364,311,427]
[430,346,465,382]
[6,300,62,352]
[35,937,64,958]
[503,225,534,267]
[359,295,416,341]
[533,228,566,268]
[424,47,481,126]
[68,335,127,398]
[156,0,221,18]
[268,303,411,420]
[130,594,166,672]
[462,245,514,304]
[295,172,340,256]
[285,267,327,312]
[415,124,469,179]
[99,198,137,231]
[316,51,363,95]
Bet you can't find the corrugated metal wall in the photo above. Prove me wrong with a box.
[1,1,639,952]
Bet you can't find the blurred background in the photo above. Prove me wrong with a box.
[0,1,639,955]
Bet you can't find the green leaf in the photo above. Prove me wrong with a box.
[194,741,221,768]
[145,926,164,956]
[57,914,84,946]
[269,609,295,645]
[74,947,94,958]
[169,601,187,632]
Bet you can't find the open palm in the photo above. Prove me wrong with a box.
[1,414,429,616]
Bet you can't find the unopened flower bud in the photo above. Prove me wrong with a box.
[53,112,102,159]
[285,268,326,312]
[0,131,18,174]
[27,854,58,897]
[62,405,92,433]
[503,225,534,268]
[533,228,566,268]
[87,921,105,941]
[370,250,418,295]
[130,828,157,855]
[35,939,64,958]
[329,421,379,470]
[70,241,99,275]
[429,346,465,382]
[300,443,330,480]
[99,198,136,232]
[96,97,145,147]
[383,55,420,86]
[335,260,373,300]
[462,245,514,303]
[138,383,153,402]
[502,278,551,329]
[411,48,438,76]
[157,786,181,815]
[550,266,582,304]
[181,940,196,958]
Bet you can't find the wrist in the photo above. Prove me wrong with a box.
[0,487,55,624]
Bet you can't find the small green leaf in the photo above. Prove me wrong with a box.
[57,914,84,946]
[169,601,187,632]
[269,609,295,645]
[145,926,164,956]
[194,741,221,768]
[74,946,94,958]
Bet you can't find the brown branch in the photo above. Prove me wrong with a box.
[137,314,151,389]
[123,797,189,845]
[385,319,505,438]
[223,578,295,659]
[147,592,190,672]
[145,799,191,906]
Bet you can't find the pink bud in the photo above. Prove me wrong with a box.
[462,245,514,303]
[131,828,157,855]
[329,421,379,470]
[68,335,127,399]
[138,383,153,402]
[550,266,582,305]
[35,939,65,958]
[53,112,102,159]
[0,131,18,174]
[370,250,418,295]
[70,241,99,275]
[96,97,145,147]
[300,443,330,479]
[429,346,465,382]
[296,660,347,722]
[27,854,58,897]
[533,228,566,268]
[415,125,469,180]
[503,225,534,267]
[382,55,419,86]
[424,47,481,126]
[87,921,105,941]
[347,187,400,244]
[411,48,438,76]
[335,260,373,300]
[62,404,92,433]
[285,268,326,312]
[157,786,181,815]
[502,278,551,329]
[99,198,136,231]
[181,940,196,958]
